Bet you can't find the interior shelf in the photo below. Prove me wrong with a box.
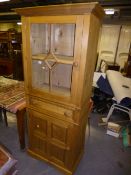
[34,83,71,96]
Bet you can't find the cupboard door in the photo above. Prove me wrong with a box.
[30,22,75,96]
[28,110,48,158]
[28,109,72,163]
[24,15,84,102]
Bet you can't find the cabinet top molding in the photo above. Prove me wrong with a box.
[14,2,104,19]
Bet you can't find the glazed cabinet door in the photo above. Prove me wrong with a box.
[22,16,84,104]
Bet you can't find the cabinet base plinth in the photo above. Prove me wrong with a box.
[27,148,84,175]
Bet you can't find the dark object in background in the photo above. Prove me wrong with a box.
[122,121,131,147]
[125,45,131,78]
[97,75,113,96]
[13,50,24,81]
[0,43,9,57]
[92,88,113,114]
[0,58,13,76]
[98,59,120,72]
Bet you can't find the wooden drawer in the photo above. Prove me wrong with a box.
[28,97,76,123]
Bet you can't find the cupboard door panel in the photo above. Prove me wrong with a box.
[50,121,68,145]
[49,144,66,166]
[29,111,48,138]
[48,118,72,167]
[29,136,48,157]
[51,123,67,143]
[28,110,49,157]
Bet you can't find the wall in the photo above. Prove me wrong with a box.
[97,24,131,71]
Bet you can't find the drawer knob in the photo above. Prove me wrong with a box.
[64,111,72,117]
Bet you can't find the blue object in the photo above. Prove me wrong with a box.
[97,75,113,96]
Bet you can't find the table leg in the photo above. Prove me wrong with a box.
[16,107,26,150]
[3,109,8,127]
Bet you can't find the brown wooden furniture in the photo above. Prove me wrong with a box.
[0,58,13,76]
[0,30,22,57]
[0,76,26,150]
[15,3,104,174]
[0,30,23,79]
[13,51,24,81]
[0,145,18,175]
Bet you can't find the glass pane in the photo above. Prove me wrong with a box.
[30,23,75,96]
[51,24,75,56]
[31,24,49,55]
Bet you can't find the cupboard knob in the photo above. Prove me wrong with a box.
[73,62,78,67]
[36,124,39,128]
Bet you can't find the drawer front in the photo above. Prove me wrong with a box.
[28,97,75,122]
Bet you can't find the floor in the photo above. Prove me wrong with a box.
[0,112,131,175]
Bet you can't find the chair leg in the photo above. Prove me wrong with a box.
[0,108,3,122]
[106,104,115,122]
[3,109,8,127]
[103,104,131,123]
[129,110,131,121]
[102,104,115,123]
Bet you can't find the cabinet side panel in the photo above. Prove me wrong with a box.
[21,16,30,94]
[82,14,101,106]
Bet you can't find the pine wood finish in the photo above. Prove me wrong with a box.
[15,3,104,174]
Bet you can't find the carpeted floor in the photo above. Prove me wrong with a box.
[0,112,131,175]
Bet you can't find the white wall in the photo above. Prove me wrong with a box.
[97,24,131,71]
